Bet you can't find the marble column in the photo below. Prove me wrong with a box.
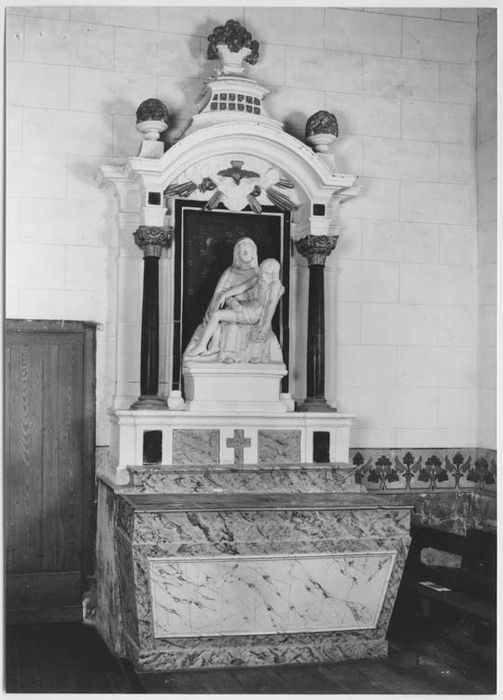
[295,234,338,412]
[131,225,171,410]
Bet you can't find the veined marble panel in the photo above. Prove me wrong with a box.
[94,481,127,656]
[118,493,411,548]
[172,429,219,465]
[149,552,395,638]
[258,431,301,463]
[125,464,364,495]
[116,531,140,647]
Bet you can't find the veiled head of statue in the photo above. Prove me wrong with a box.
[233,237,258,269]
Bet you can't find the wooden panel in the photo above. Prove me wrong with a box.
[7,571,81,609]
[41,340,63,571]
[7,606,83,626]
[6,341,44,573]
[41,336,84,571]
[5,320,96,622]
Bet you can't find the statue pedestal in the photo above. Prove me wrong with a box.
[183,362,288,414]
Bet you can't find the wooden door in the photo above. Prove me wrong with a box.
[5,320,96,623]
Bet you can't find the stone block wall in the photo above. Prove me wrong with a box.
[5,7,493,453]
[476,9,497,450]
[321,8,480,450]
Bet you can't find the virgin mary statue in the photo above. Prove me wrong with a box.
[184,237,259,359]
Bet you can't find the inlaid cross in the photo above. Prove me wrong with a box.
[226,429,251,465]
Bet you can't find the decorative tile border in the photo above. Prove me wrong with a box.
[349,448,496,492]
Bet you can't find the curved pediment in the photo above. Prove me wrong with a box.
[98,69,359,235]
[129,122,357,208]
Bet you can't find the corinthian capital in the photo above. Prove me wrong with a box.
[133,226,171,258]
[295,234,338,266]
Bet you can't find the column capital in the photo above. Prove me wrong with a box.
[295,234,338,266]
[133,225,172,258]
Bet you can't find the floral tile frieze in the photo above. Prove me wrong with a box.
[349,448,496,492]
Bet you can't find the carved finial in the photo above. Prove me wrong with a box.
[305,111,339,153]
[207,19,259,75]
[136,98,169,129]
[135,99,169,158]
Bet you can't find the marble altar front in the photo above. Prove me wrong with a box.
[97,484,411,671]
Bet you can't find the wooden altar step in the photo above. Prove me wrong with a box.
[123,462,364,495]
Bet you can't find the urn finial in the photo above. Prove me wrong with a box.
[207,19,260,75]
[136,98,169,135]
[135,98,169,158]
[305,110,339,153]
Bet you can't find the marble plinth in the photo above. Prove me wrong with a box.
[95,482,411,671]
[183,362,288,414]
[124,463,366,494]
[107,410,355,484]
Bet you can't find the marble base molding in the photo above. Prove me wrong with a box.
[128,629,389,672]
